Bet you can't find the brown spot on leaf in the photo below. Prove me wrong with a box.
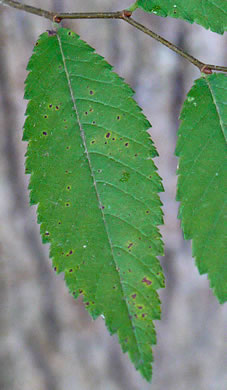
[132,294,137,299]
[66,250,73,256]
[142,277,152,286]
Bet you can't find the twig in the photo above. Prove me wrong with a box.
[123,17,226,74]
[1,0,227,73]
[0,0,55,20]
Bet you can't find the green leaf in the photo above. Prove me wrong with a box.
[23,28,165,381]
[138,0,227,34]
[176,73,227,303]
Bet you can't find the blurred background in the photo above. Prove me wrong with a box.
[0,1,226,389]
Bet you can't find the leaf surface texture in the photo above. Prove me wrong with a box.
[23,28,165,380]
[176,73,227,303]
[138,0,227,33]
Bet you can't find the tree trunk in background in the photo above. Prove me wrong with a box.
[0,1,226,389]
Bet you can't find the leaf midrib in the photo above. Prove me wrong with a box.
[205,76,227,143]
[56,32,143,358]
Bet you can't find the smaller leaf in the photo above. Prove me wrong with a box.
[176,73,227,303]
[138,0,227,34]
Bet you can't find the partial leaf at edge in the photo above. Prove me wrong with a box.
[138,0,227,34]
[23,28,165,381]
[176,73,227,303]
